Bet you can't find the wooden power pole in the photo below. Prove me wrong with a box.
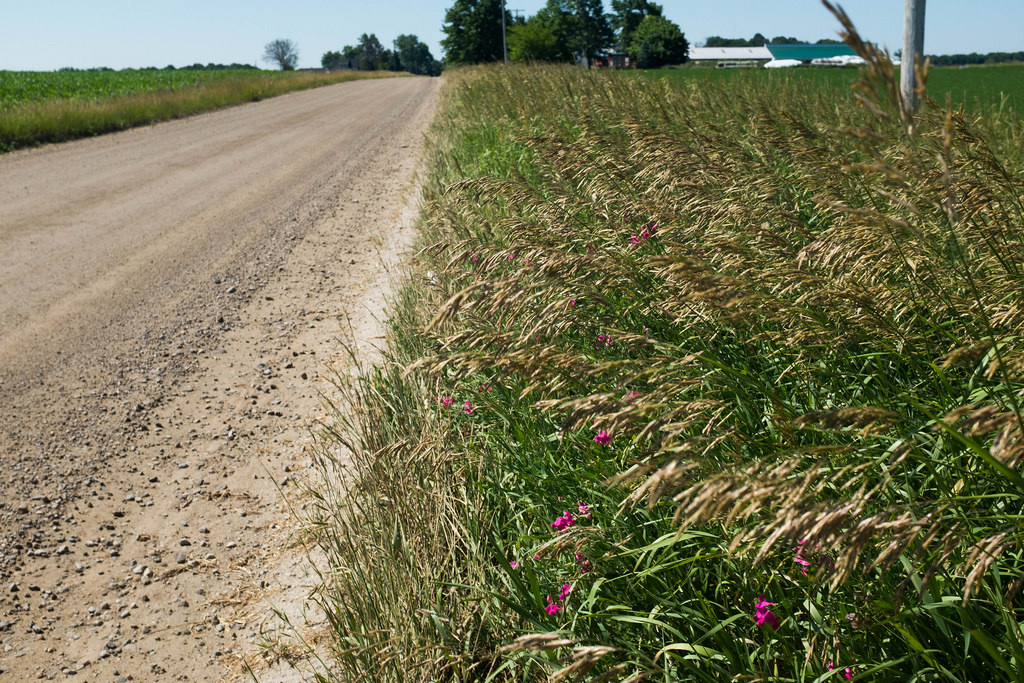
[499,0,507,64]
[901,0,926,111]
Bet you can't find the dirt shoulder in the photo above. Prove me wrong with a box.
[0,76,439,680]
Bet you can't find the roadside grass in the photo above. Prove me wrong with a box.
[0,69,405,152]
[305,13,1024,682]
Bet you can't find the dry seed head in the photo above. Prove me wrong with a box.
[500,633,575,653]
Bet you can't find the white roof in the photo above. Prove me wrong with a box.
[764,59,803,69]
[689,47,773,61]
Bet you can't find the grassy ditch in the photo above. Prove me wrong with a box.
[305,14,1024,682]
[0,69,404,152]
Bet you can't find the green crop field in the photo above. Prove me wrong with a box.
[0,69,274,110]
[0,67,403,152]
[644,62,1024,116]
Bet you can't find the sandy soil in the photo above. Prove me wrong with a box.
[0,75,439,680]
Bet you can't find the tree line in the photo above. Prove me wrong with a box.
[441,0,689,69]
[322,34,442,76]
[927,51,1024,66]
[702,34,843,47]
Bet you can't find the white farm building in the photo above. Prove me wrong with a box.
[688,46,773,68]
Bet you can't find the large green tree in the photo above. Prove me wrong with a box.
[441,0,510,65]
[539,0,613,66]
[570,0,613,66]
[357,33,384,70]
[610,0,662,53]
[630,14,688,68]
[394,34,443,76]
[508,3,575,63]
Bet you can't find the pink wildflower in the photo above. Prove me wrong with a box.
[544,596,562,615]
[509,560,519,569]
[754,595,780,630]
[594,430,611,446]
[558,583,573,602]
[577,502,592,518]
[576,552,592,573]
[828,662,853,680]
[794,541,812,575]
[436,396,454,408]
[550,511,575,533]
[464,400,474,415]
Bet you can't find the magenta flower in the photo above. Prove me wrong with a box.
[558,583,573,602]
[550,511,575,533]
[544,596,562,615]
[509,560,519,569]
[594,430,611,446]
[576,502,592,518]
[754,595,780,630]
[576,552,592,573]
[794,541,812,575]
[828,661,853,679]
[463,399,474,415]
[436,396,454,407]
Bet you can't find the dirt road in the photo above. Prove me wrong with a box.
[0,76,439,680]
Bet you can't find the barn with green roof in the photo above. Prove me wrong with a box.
[767,43,858,64]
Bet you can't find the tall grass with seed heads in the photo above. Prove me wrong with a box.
[304,4,1024,680]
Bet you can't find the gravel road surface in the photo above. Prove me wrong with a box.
[0,75,439,680]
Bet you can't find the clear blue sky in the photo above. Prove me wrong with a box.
[3,1,1022,71]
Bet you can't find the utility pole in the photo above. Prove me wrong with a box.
[499,0,507,64]
[901,0,926,112]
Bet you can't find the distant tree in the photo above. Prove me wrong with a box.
[383,49,401,71]
[927,50,1024,66]
[749,32,768,47]
[815,38,843,45]
[508,16,573,62]
[441,0,510,65]
[262,38,299,70]
[570,0,614,66]
[610,0,663,53]
[704,35,750,48]
[394,34,443,75]
[322,50,345,70]
[539,0,613,66]
[630,14,688,68]
[770,35,801,45]
[357,33,384,70]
